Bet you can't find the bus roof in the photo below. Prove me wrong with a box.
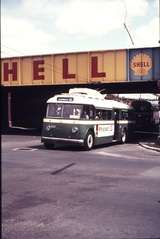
[47,88,130,110]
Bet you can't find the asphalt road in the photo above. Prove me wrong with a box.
[2,135,160,239]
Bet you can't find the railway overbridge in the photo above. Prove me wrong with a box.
[1,47,160,132]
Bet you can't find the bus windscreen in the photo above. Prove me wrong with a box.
[47,103,83,119]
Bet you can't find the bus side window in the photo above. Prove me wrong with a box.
[88,106,95,119]
[95,110,111,120]
[114,110,120,120]
[111,111,114,120]
[82,105,94,119]
[95,110,102,120]
[121,111,128,120]
[83,111,89,119]
[106,110,112,120]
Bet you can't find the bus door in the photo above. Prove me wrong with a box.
[113,109,120,140]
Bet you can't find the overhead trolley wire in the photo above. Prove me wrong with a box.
[122,0,134,46]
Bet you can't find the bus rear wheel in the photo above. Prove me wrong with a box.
[121,129,127,144]
[84,131,94,150]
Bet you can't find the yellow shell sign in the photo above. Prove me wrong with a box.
[1,50,127,86]
[130,53,152,76]
[1,47,159,86]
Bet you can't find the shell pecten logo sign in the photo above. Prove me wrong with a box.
[130,53,152,76]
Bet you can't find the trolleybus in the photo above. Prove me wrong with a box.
[41,88,134,150]
[131,99,159,132]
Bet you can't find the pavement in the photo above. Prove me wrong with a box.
[138,134,160,152]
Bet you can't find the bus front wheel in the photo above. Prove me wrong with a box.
[84,131,94,150]
[44,142,55,149]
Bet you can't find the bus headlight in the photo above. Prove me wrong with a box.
[72,126,79,133]
[46,125,51,131]
[46,124,56,131]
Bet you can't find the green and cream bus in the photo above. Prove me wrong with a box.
[41,88,134,150]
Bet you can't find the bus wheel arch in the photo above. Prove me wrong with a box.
[84,129,95,150]
[44,142,55,149]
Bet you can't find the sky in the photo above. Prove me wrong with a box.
[1,0,160,57]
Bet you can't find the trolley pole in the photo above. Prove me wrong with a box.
[159,0,160,45]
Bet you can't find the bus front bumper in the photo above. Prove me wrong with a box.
[41,136,84,145]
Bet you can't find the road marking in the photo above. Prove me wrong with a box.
[141,167,160,178]
[12,148,38,152]
[91,149,159,161]
[51,163,75,175]
[92,151,141,160]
